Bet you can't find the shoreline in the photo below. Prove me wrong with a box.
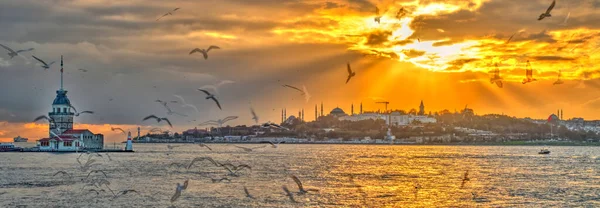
[126,141,600,146]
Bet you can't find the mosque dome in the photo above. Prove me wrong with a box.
[52,90,71,106]
[330,107,347,116]
[547,114,559,123]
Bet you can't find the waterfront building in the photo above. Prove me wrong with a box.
[36,56,104,151]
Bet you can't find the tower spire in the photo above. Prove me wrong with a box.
[60,55,64,90]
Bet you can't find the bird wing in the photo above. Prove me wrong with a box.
[347,63,352,74]
[15,48,34,53]
[244,186,252,197]
[495,80,503,88]
[234,145,251,151]
[173,8,180,11]
[170,189,181,202]
[33,115,49,122]
[0,44,16,54]
[290,175,305,191]
[32,55,48,66]
[283,85,304,93]
[346,75,352,84]
[80,111,94,114]
[216,80,235,87]
[207,45,221,52]
[198,89,212,96]
[221,116,238,123]
[189,48,201,55]
[183,179,189,190]
[546,0,556,14]
[143,115,159,121]
[172,94,186,104]
[210,97,222,110]
[282,186,296,202]
[162,118,173,128]
[250,108,258,122]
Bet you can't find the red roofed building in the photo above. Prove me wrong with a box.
[36,57,105,151]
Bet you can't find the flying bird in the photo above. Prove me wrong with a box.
[75,111,94,117]
[33,115,54,123]
[282,84,304,94]
[560,12,570,26]
[290,175,319,194]
[302,85,311,102]
[85,170,109,180]
[374,7,382,24]
[198,80,234,95]
[538,0,555,21]
[461,170,470,188]
[553,70,564,85]
[198,116,238,128]
[173,94,200,113]
[261,141,283,148]
[197,143,213,151]
[282,185,297,203]
[211,177,231,183]
[155,99,187,117]
[113,189,139,199]
[143,115,173,128]
[189,46,220,59]
[244,186,254,199]
[186,156,220,169]
[53,171,71,177]
[78,68,88,72]
[110,127,126,135]
[167,144,180,150]
[0,44,34,59]
[198,89,222,110]
[346,63,356,84]
[233,145,267,152]
[250,107,259,124]
[31,55,55,70]
[490,64,503,88]
[170,179,189,202]
[156,8,180,21]
[522,60,537,84]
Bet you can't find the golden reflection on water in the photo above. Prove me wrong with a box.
[0,144,599,207]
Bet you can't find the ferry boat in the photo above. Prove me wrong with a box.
[0,143,22,152]
[538,148,550,154]
[13,136,28,142]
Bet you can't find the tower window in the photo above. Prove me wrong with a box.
[57,108,61,113]
[63,108,67,113]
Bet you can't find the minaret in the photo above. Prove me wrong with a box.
[284,108,287,121]
[557,109,559,117]
[560,109,563,120]
[360,102,363,114]
[302,109,304,121]
[48,55,74,137]
[320,102,323,117]
[419,100,425,115]
[298,110,301,120]
[315,105,317,121]
[281,109,284,123]
[351,104,354,115]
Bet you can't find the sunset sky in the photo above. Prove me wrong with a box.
[1,0,600,142]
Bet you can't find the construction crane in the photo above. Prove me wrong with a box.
[375,101,390,113]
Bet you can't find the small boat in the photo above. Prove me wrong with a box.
[538,148,550,154]
[0,143,23,152]
[13,136,28,142]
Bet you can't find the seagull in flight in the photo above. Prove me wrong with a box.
[198,80,234,95]
[85,170,108,180]
[189,46,220,59]
[69,106,94,117]
[233,145,266,152]
[461,170,470,188]
[522,60,537,84]
[143,115,173,128]
[302,85,311,102]
[261,141,283,148]
[396,7,407,19]
[110,127,126,135]
[250,107,259,124]
[78,68,88,72]
[282,185,297,203]
[113,189,139,199]
[198,89,222,110]
[553,70,564,85]
[0,44,34,59]
[197,143,213,151]
[155,99,187,117]
[374,7,382,24]
[53,171,72,177]
[490,63,503,88]
[33,115,55,123]
[290,175,319,194]
[244,186,254,199]
[173,94,200,113]
[31,55,55,70]
[198,116,238,127]
[560,12,570,26]
[170,179,189,202]
[346,62,356,84]
[538,0,555,21]
[282,84,304,94]
[156,8,180,21]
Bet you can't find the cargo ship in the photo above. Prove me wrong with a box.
[13,136,28,142]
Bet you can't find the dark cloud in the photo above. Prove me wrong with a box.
[432,39,463,47]
[365,30,392,46]
[402,49,426,58]
[532,56,575,61]
[445,58,479,71]
[325,2,341,9]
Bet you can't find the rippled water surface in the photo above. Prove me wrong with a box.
[1,144,599,207]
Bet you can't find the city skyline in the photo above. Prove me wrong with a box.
[2,0,600,142]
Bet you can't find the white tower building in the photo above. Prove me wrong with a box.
[48,56,74,137]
